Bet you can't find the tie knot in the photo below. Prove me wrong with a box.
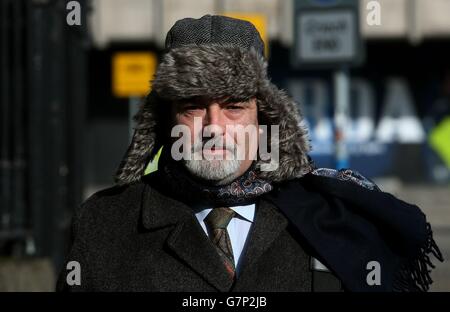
[204,207,236,230]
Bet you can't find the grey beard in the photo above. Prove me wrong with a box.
[182,158,242,186]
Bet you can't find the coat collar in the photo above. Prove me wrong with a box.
[141,182,192,230]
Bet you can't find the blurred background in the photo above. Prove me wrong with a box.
[0,0,449,291]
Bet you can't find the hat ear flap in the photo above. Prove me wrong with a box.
[255,82,312,182]
[114,91,161,185]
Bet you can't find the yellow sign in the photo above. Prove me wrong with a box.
[224,13,268,57]
[112,52,157,97]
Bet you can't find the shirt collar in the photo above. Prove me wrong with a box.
[230,204,255,222]
[195,204,255,223]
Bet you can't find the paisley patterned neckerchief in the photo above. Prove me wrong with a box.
[146,148,273,207]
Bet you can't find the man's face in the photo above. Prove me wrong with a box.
[171,97,259,185]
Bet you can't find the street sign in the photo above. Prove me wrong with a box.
[292,0,364,169]
[112,51,157,142]
[112,52,157,97]
[292,0,364,68]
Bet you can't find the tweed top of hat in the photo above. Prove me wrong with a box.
[165,14,265,56]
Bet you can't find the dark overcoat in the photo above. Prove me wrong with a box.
[56,177,342,292]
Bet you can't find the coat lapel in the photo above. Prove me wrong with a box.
[235,198,288,282]
[141,183,235,291]
[166,218,235,291]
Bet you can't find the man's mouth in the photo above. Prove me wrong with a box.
[203,147,227,153]
[200,146,235,159]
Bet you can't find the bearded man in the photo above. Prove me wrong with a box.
[57,15,442,292]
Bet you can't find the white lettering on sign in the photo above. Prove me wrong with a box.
[288,77,425,145]
[375,78,425,143]
[288,79,333,143]
[348,78,376,143]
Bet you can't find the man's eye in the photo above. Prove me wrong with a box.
[226,105,243,110]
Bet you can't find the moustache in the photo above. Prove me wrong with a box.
[191,136,236,153]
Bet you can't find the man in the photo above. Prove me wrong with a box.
[57,15,442,292]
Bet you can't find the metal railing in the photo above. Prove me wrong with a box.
[0,0,89,269]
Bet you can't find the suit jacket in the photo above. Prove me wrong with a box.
[56,180,343,292]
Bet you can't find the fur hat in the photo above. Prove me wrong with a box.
[114,15,312,185]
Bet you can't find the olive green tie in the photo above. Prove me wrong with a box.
[204,207,236,280]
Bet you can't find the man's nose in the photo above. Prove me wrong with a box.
[203,103,225,135]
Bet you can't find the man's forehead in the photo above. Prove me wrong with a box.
[174,96,254,106]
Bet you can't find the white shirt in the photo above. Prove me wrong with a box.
[194,204,255,276]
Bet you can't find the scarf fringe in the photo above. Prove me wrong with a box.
[393,222,444,292]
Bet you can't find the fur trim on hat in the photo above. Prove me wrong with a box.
[115,44,312,185]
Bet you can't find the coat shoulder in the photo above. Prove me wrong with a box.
[74,182,149,231]
[83,182,147,210]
